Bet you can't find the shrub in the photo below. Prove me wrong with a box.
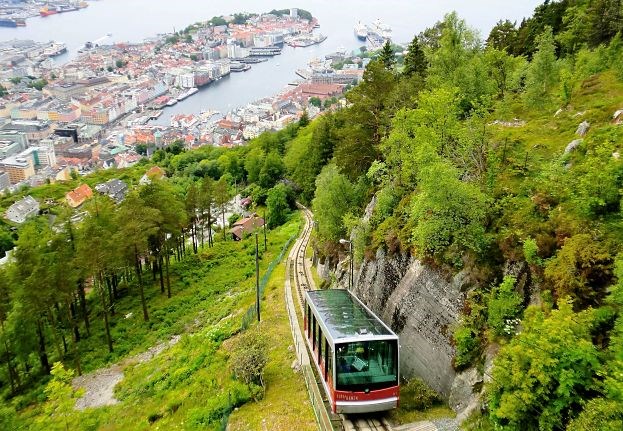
[229,328,268,399]
[487,276,523,338]
[399,377,440,411]
[453,323,480,369]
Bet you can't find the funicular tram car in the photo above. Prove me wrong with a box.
[304,289,399,414]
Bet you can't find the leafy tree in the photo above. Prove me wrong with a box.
[116,192,160,321]
[403,35,427,77]
[334,60,395,180]
[588,0,623,47]
[411,160,488,260]
[544,234,613,309]
[487,19,518,51]
[308,96,321,108]
[39,362,83,431]
[523,27,558,108]
[258,151,285,189]
[266,184,289,228]
[299,110,310,127]
[0,84,7,97]
[488,301,600,431]
[230,329,268,400]
[312,165,359,242]
[214,177,230,241]
[378,40,396,70]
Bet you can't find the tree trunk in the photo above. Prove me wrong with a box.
[69,301,80,342]
[77,279,90,336]
[98,273,113,353]
[36,319,50,375]
[105,275,115,316]
[221,208,226,241]
[135,245,149,322]
[65,299,82,376]
[159,254,165,294]
[165,251,171,298]
[152,258,157,281]
[1,320,16,393]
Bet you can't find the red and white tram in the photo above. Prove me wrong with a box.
[304,289,399,414]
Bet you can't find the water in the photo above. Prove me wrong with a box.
[1,0,542,125]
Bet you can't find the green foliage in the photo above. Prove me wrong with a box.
[453,323,480,369]
[523,237,543,266]
[266,183,289,228]
[0,84,7,97]
[487,276,523,337]
[399,377,441,411]
[229,328,268,397]
[312,165,359,242]
[544,234,613,309]
[524,27,558,108]
[488,302,600,431]
[403,35,427,77]
[411,161,488,260]
[379,40,396,70]
[38,362,83,431]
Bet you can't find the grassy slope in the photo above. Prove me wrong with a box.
[14,213,316,430]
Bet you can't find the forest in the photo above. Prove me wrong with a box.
[1,0,623,429]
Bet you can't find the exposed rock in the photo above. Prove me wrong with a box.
[489,119,526,128]
[291,359,300,372]
[449,367,482,414]
[614,151,621,160]
[573,111,586,118]
[612,109,623,124]
[565,139,583,154]
[576,121,590,136]
[349,249,464,397]
[554,108,563,117]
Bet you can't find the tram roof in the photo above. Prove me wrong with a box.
[306,289,396,342]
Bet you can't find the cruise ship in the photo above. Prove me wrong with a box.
[366,19,392,50]
[354,21,367,41]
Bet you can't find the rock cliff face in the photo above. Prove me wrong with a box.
[328,248,466,398]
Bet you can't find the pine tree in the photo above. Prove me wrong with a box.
[378,40,396,70]
[403,35,427,77]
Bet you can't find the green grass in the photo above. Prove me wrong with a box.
[12,212,313,430]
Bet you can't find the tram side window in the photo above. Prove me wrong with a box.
[324,339,330,379]
[312,315,316,349]
[318,331,323,362]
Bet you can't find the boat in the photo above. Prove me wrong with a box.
[370,19,392,40]
[0,18,25,27]
[165,99,178,107]
[354,21,367,41]
[40,5,58,17]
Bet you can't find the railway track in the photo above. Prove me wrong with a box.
[287,207,393,431]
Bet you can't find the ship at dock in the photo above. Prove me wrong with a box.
[0,18,26,27]
[365,19,392,50]
[40,2,88,17]
[354,21,367,41]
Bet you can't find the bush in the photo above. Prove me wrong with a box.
[229,328,268,399]
[399,377,440,411]
[487,276,523,338]
[453,323,480,369]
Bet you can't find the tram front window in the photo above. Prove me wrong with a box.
[335,340,397,391]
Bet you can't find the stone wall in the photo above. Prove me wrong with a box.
[328,248,465,398]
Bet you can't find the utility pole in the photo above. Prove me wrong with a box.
[255,233,260,322]
[263,211,267,251]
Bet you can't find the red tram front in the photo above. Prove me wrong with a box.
[304,289,400,414]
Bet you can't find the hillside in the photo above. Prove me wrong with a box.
[1,1,623,430]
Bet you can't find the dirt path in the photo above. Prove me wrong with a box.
[72,335,181,410]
